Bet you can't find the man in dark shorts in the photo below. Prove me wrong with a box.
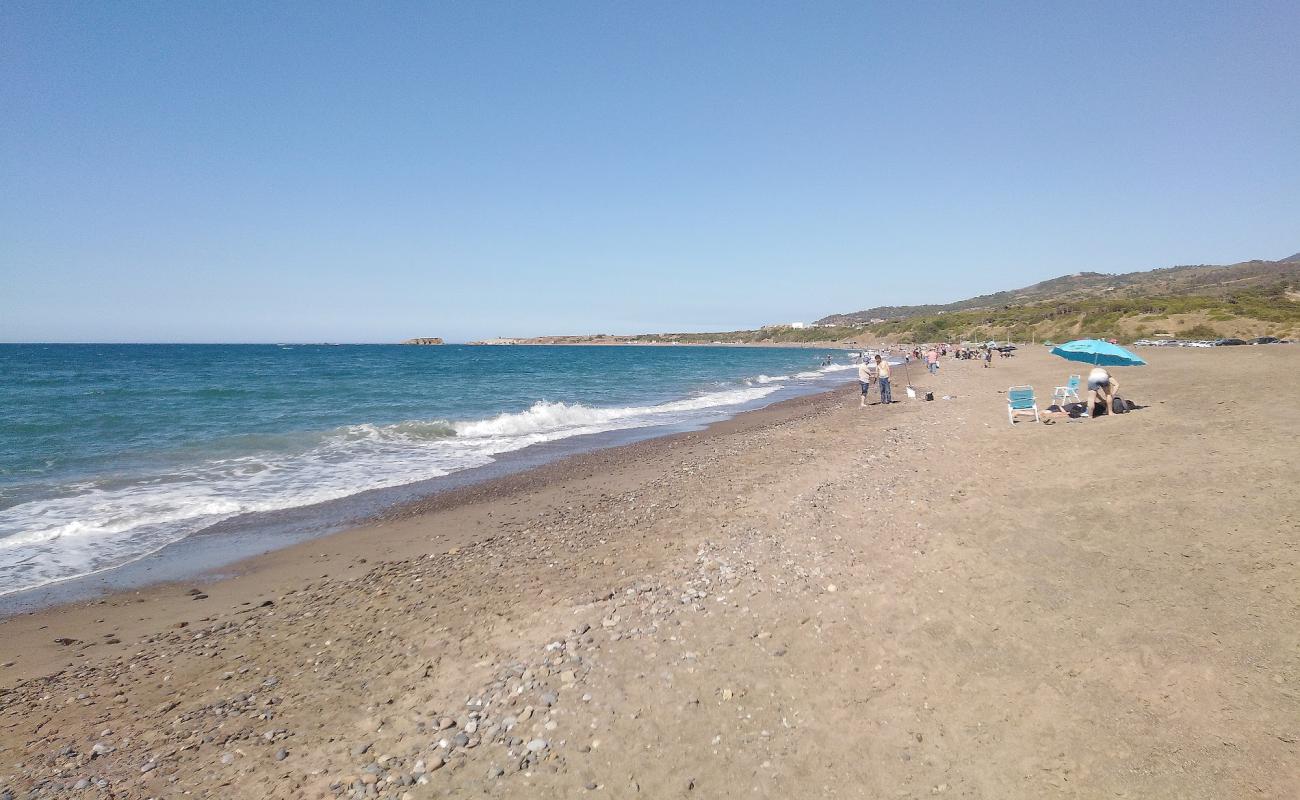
[858,355,879,407]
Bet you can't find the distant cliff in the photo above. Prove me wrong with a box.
[401,337,444,345]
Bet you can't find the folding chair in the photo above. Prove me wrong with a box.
[1007,386,1040,424]
[1052,375,1081,406]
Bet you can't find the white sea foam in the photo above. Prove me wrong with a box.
[0,384,793,596]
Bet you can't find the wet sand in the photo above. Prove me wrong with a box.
[1,346,1296,799]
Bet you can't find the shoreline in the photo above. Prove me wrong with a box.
[2,347,1294,799]
[1,359,856,616]
[0,383,855,674]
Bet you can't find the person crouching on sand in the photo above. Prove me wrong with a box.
[875,354,893,404]
[859,355,879,407]
[1082,367,1119,418]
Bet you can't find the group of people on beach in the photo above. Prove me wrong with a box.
[856,341,1135,421]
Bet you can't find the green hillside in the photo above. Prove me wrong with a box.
[524,255,1300,345]
[815,257,1300,328]
[806,256,1300,342]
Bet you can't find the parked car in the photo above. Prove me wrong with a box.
[1249,336,1280,344]
[1214,338,1248,346]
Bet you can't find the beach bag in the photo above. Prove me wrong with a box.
[1111,396,1128,414]
[924,392,934,401]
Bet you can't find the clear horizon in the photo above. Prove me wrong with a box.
[3,2,1298,343]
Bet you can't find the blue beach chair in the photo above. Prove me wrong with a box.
[1007,386,1040,424]
[1052,375,1081,406]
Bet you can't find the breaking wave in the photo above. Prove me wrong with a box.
[0,384,799,596]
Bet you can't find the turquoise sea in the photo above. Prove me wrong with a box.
[0,344,854,595]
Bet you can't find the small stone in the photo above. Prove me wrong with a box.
[352,742,373,757]
[221,753,235,765]
[274,748,288,761]
[585,781,598,790]
[540,692,558,707]
[526,739,548,752]
[141,761,157,773]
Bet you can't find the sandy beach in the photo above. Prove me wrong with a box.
[2,346,1296,799]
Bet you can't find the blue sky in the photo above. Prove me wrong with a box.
[3,1,1297,343]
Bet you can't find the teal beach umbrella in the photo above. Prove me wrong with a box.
[1050,339,1147,367]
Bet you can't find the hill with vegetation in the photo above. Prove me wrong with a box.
[651,256,1300,345]
[816,257,1300,327]
[491,254,1300,346]
[797,256,1300,343]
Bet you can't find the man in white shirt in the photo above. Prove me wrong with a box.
[858,355,879,407]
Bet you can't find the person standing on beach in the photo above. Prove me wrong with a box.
[875,354,893,404]
[983,347,993,368]
[858,355,879,407]
[926,347,939,375]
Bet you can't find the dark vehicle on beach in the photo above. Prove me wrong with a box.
[1214,338,1248,346]
[995,344,1017,352]
[1249,336,1280,344]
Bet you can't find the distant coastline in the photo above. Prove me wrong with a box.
[467,337,848,348]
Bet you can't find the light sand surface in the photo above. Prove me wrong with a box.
[2,346,1297,799]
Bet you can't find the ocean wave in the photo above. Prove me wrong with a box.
[454,387,777,438]
[0,384,787,596]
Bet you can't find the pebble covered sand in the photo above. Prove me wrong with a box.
[1,347,1297,799]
